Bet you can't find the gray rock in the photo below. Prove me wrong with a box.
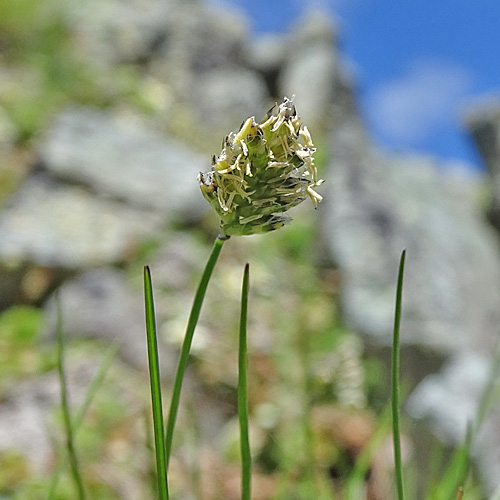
[0,174,163,268]
[0,356,104,473]
[463,96,500,174]
[321,115,500,356]
[279,10,342,126]
[475,405,500,495]
[70,0,178,65]
[0,348,151,486]
[0,376,57,473]
[40,232,209,371]
[407,353,489,443]
[407,352,500,494]
[246,33,288,77]
[157,3,248,79]
[144,2,272,140]
[463,96,500,229]
[321,108,500,493]
[39,107,207,220]
[42,267,176,370]
[195,68,268,132]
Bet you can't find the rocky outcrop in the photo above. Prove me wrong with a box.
[39,107,206,218]
[320,111,500,357]
[464,97,500,229]
[0,107,206,307]
[319,83,500,494]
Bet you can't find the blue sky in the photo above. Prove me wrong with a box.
[207,0,500,169]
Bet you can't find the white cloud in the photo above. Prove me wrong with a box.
[291,0,363,11]
[364,59,473,144]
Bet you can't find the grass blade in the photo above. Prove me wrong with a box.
[239,263,251,500]
[165,235,225,464]
[392,249,406,500]
[48,344,117,499]
[55,296,87,500]
[144,266,169,500]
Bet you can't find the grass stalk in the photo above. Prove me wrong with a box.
[48,345,116,499]
[55,297,87,500]
[238,263,252,500]
[392,250,406,500]
[144,266,169,500]
[165,235,225,464]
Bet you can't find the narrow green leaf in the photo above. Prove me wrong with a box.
[392,250,406,500]
[55,296,87,500]
[144,266,169,500]
[165,235,225,464]
[239,263,252,500]
[48,345,116,499]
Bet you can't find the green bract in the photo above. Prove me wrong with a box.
[198,97,324,237]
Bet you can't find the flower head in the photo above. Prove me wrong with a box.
[198,97,324,237]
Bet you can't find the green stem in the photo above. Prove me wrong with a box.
[165,235,226,465]
[56,297,87,500]
[48,345,116,499]
[239,263,252,500]
[392,250,406,500]
[144,266,169,500]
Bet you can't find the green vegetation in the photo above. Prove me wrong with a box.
[144,267,169,500]
[1,222,497,499]
[0,1,499,498]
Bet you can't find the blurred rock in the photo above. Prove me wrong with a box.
[0,173,163,269]
[40,232,211,370]
[71,0,266,139]
[475,404,500,495]
[463,96,500,230]
[159,3,248,77]
[194,68,268,132]
[0,376,56,474]
[245,34,288,97]
[0,349,152,498]
[320,94,500,493]
[407,352,500,494]
[42,268,161,369]
[0,355,105,473]
[463,96,500,174]
[279,11,342,127]
[0,102,213,308]
[70,0,178,65]
[39,107,206,220]
[321,113,500,356]
[407,353,489,442]
[149,2,268,134]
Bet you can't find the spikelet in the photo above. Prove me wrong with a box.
[198,97,324,237]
